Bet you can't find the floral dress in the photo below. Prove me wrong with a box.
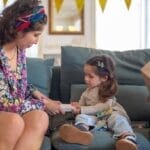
[0,48,44,115]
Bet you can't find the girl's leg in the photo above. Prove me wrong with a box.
[59,114,95,145]
[108,113,134,137]
[107,113,137,150]
[14,110,49,150]
[59,124,93,145]
[0,112,24,150]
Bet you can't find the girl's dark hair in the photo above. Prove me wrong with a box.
[86,55,118,102]
[0,0,47,46]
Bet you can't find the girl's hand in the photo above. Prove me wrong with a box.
[71,102,81,114]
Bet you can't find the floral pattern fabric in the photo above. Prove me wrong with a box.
[0,48,44,115]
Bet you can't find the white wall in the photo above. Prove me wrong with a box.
[95,0,146,51]
[40,0,95,58]
[146,0,150,48]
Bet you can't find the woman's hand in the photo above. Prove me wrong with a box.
[71,102,81,114]
[45,99,63,115]
[32,90,64,115]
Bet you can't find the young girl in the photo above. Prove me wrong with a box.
[59,55,138,150]
[0,0,62,149]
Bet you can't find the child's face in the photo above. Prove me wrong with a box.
[84,64,107,88]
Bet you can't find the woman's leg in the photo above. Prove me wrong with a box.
[14,110,49,150]
[0,112,24,150]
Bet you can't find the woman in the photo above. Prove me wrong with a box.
[0,0,62,149]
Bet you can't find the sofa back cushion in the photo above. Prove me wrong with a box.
[61,46,150,102]
[70,84,150,121]
[50,66,61,100]
[27,57,54,96]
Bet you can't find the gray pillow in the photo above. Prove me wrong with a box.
[70,84,150,121]
[27,57,54,96]
[60,46,150,102]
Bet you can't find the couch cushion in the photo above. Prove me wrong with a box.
[60,46,150,102]
[52,130,150,150]
[70,84,150,121]
[50,66,61,100]
[27,57,54,96]
[41,136,51,150]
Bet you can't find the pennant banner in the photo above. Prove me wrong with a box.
[99,0,107,12]
[124,0,132,10]
[3,0,8,6]
[55,0,64,13]
[75,0,85,14]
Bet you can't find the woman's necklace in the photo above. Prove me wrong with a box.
[7,50,17,61]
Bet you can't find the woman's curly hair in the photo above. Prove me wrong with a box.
[0,0,47,46]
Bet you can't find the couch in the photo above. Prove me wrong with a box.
[27,46,150,150]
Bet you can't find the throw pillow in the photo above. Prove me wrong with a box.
[27,57,54,96]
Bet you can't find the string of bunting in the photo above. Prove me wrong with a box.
[3,0,8,6]
[99,0,107,12]
[98,0,132,12]
[75,0,85,13]
[54,0,133,13]
[55,0,64,13]
[124,0,132,10]
[2,0,132,12]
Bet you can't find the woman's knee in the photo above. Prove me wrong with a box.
[0,112,24,145]
[0,112,24,131]
[34,110,49,132]
[23,110,49,133]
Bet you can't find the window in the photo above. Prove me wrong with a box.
[95,0,147,51]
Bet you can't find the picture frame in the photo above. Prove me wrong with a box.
[49,0,84,35]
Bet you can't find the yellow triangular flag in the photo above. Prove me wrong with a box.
[3,0,8,6]
[124,0,132,10]
[75,0,85,14]
[98,0,107,12]
[55,0,64,13]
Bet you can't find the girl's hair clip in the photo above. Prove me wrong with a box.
[97,61,104,68]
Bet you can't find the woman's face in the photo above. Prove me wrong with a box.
[15,29,43,49]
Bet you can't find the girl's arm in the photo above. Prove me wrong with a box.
[70,92,87,114]
[81,99,113,115]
